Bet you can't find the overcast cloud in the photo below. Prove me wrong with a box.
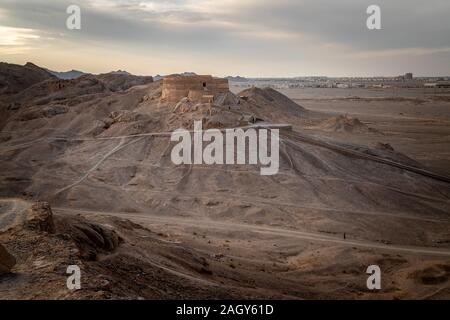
[0,0,449,76]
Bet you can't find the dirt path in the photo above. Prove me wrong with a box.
[54,137,145,195]
[281,130,450,184]
[125,188,450,223]
[4,124,450,184]
[54,207,450,257]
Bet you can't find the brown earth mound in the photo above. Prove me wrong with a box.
[315,114,378,133]
[409,264,450,285]
[239,87,309,118]
[96,72,154,92]
[169,95,256,130]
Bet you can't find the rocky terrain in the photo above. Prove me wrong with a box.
[0,62,449,299]
[0,62,55,95]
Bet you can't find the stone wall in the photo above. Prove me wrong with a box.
[162,75,229,103]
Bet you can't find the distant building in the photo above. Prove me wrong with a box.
[161,75,229,103]
[424,82,450,88]
[404,73,413,80]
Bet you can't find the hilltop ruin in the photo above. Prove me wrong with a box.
[161,75,229,103]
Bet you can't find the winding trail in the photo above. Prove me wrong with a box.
[125,188,450,223]
[3,125,450,184]
[54,137,145,195]
[54,207,450,257]
[3,124,450,257]
[280,129,450,184]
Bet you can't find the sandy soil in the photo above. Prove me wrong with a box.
[0,73,449,299]
[1,198,449,300]
[267,87,450,177]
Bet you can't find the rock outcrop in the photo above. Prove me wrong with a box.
[26,201,56,233]
[0,244,16,274]
[59,217,122,261]
[375,142,394,151]
[213,91,240,107]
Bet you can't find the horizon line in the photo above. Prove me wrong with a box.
[4,61,450,79]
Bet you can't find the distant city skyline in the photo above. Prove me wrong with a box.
[42,67,450,79]
[1,0,450,77]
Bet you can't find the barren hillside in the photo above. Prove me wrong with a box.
[0,64,449,299]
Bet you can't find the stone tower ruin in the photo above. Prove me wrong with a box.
[161,75,229,103]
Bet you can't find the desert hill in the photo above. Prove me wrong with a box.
[0,70,448,239]
[45,68,86,80]
[0,65,154,132]
[96,72,154,92]
[0,62,55,95]
[314,114,378,133]
[239,86,309,118]
[0,64,449,299]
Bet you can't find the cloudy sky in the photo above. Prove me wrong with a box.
[1,0,449,77]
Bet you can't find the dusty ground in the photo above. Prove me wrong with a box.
[0,68,449,299]
[269,87,450,177]
[1,198,449,300]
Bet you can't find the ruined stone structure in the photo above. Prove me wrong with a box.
[162,75,229,103]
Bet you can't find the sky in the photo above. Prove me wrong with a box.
[1,0,450,77]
